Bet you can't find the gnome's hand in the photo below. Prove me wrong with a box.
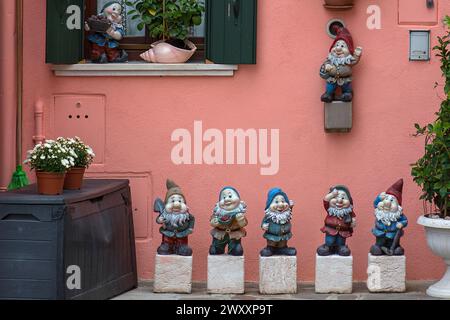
[262,223,269,231]
[84,22,91,32]
[157,216,165,224]
[396,223,403,230]
[289,200,295,208]
[354,47,363,57]
[351,218,357,228]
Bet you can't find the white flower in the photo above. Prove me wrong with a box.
[40,155,46,160]
[32,155,37,159]
[44,143,51,148]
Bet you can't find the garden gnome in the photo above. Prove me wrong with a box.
[85,1,128,63]
[209,187,248,256]
[317,185,356,256]
[260,188,297,257]
[154,180,195,256]
[370,179,408,256]
[320,26,363,102]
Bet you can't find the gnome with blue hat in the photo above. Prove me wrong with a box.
[209,187,248,256]
[260,188,296,257]
[85,1,128,63]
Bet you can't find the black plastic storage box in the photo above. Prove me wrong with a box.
[0,179,138,300]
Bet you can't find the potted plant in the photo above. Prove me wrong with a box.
[58,137,95,190]
[24,140,74,195]
[127,0,205,63]
[323,0,355,9]
[413,16,450,299]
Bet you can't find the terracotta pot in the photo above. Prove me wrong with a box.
[140,40,197,64]
[64,167,86,190]
[36,171,66,195]
[324,0,354,9]
[417,215,450,298]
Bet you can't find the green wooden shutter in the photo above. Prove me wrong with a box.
[206,0,257,64]
[46,0,84,64]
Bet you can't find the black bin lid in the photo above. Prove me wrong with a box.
[0,179,129,205]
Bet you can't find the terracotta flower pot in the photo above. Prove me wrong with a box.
[324,0,354,9]
[64,167,86,190]
[36,171,66,195]
[140,40,197,64]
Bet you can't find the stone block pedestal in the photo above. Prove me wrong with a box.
[324,101,353,133]
[259,256,297,294]
[207,255,245,294]
[367,254,406,293]
[154,254,193,293]
[315,254,353,294]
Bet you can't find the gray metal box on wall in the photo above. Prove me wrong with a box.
[324,102,353,133]
[0,180,137,300]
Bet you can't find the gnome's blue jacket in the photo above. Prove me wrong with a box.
[372,195,408,239]
[262,188,292,242]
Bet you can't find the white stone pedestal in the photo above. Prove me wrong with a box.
[154,254,193,294]
[367,254,406,293]
[315,254,353,294]
[207,255,245,294]
[259,256,297,294]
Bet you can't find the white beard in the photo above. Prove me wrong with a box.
[328,53,355,66]
[161,209,190,228]
[265,208,292,225]
[328,205,353,219]
[375,206,403,226]
[213,202,246,219]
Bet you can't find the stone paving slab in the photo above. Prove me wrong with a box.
[113,281,441,300]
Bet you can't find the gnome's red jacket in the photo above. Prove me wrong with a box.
[320,200,355,238]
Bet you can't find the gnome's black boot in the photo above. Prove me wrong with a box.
[209,245,225,255]
[277,247,297,256]
[157,242,172,255]
[370,245,383,256]
[113,50,129,63]
[341,92,353,102]
[260,246,276,257]
[229,242,244,256]
[176,244,193,257]
[394,245,405,256]
[321,92,334,103]
[93,53,108,64]
[317,244,332,256]
[337,245,351,256]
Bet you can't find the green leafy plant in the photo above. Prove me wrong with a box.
[57,137,95,169]
[24,140,74,173]
[411,16,450,218]
[127,0,205,41]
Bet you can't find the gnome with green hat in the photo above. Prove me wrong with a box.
[154,179,195,256]
[85,1,128,63]
[317,185,356,256]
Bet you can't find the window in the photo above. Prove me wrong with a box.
[85,0,206,61]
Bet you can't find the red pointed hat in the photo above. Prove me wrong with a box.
[330,27,355,55]
[386,179,404,205]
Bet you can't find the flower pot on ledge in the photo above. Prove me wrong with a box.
[64,167,86,190]
[36,171,66,195]
[140,40,197,64]
[324,0,355,10]
[417,215,450,298]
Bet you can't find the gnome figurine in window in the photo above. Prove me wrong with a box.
[320,27,363,102]
[154,180,195,256]
[209,187,248,256]
[370,179,408,256]
[85,1,128,63]
[317,185,356,256]
[260,188,297,257]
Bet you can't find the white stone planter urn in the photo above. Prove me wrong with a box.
[417,215,450,298]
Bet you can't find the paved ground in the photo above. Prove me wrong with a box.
[114,281,441,300]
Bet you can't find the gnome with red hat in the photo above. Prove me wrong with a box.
[370,179,408,256]
[320,26,363,102]
[317,185,356,256]
[154,179,195,256]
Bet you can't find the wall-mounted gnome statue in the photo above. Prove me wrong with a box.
[370,179,408,256]
[154,180,195,256]
[317,186,356,256]
[209,187,248,256]
[260,188,297,257]
[320,27,362,102]
[85,1,128,63]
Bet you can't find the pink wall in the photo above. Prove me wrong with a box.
[3,0,450,282]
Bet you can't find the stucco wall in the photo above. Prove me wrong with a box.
[5,0,449,282]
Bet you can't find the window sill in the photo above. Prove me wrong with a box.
[51,62,239,77]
